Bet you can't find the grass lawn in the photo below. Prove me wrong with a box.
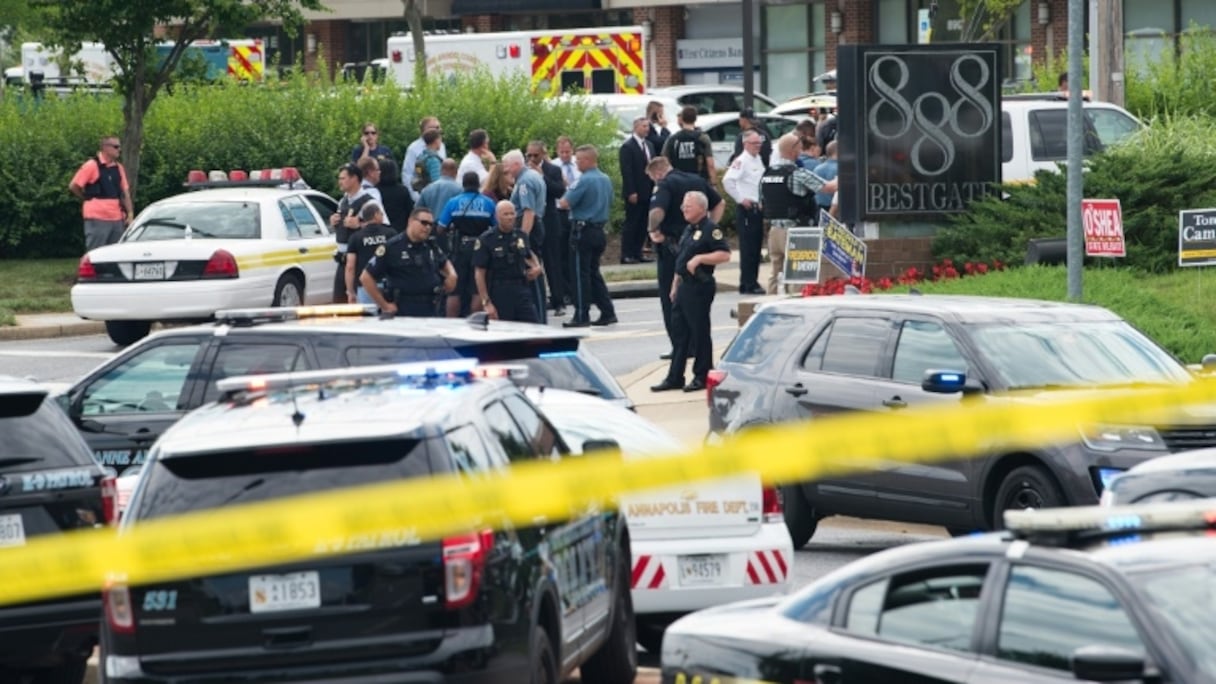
[0,258,78,326]
[894,265,1216,363]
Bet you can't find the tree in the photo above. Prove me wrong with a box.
[401,0,426,87]
[33,0,324,198]
[956,0,1025,41]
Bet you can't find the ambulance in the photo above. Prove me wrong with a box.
[17,41,115,87]
[386,26,647,96]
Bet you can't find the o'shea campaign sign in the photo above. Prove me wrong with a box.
[1082,199,1125,258]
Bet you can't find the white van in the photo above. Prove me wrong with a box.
[1001,96,1142,183]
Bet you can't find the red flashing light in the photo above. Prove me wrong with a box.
[202,250,239,279]
[762,486,784,524]
[282,167,301,183]
[391,49,403,63]
[186,169,207,184]
[77,255,97,282]
[229,170,248,182]
[509,44,521,59]
[534,44,549,59]
[706,369,728,406]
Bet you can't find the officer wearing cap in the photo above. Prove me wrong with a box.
[651,191,731,393]
[361,207,456,317]
[345,202,397,305]
[473,201,543,323]
[438,171,498,317]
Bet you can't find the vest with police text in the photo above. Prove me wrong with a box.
[761,165,815,224]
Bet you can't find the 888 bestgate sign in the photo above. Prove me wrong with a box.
[837,45,1002,223]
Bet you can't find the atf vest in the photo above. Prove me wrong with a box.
[667,128,708,178]
[761,165,816,223]
[83,158,123,200]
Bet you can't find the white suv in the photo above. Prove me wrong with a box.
[1001,96,1142,183]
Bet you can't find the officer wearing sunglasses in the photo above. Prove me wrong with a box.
[361,207,456,317]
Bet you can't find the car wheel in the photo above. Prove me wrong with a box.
[782,484,819,549]
[530,624,558,684]
[580,548,638,684]
[636,619,664,654]
[993,465,1065,528]
[30,655,88,684]
[273,273,304,307]
[104,320,152,346]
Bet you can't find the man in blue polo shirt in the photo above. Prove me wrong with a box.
[557,145,616,328]
[438,172,498,317]
[505,148,548,323]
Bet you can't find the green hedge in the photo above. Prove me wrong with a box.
[934,116,1216,273]
[0,70,620,258]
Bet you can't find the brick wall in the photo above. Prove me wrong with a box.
[1029,0,1069,67]
[861,236,935,278]
[305,20,347,76]
[462,14,505,32]
[827,0,877,69]
[633,7,685,88]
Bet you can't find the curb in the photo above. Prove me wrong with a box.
[0,321,104,341]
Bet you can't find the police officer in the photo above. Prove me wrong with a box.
[723,129,768,295]
[557,145,617,327]
[438,171,497,317]
[331,162,372,303]
[646,156,724,360]
[661,106,716,181]
[506,148,549,323]
[345,202,397,305]
[473,201,543,323]
[762,133,826,294]
[361,207,456,317]
[650,191,731,393]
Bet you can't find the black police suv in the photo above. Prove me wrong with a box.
[0,376,115,684]
[710,295,1216,546]
[102,361,637,684]
[663,501,1216,683]
[57,305,629,475]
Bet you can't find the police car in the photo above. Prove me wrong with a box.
[104,359,637,684]
[527,388,793,654]
[663,501,1216,683]
[71,169,340,346]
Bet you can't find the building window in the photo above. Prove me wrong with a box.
[762,1,826,100]
[878,0,911,43]
[1124,0,1174,68]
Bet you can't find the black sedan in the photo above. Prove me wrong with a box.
[662,502,1216,683]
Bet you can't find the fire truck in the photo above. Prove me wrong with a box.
[386,26,647,96]
[10,39,263,90]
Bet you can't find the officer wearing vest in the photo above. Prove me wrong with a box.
[762,133,827,294]
[69,135,134,251]
[438,172,497,317]
[647,156,724,360]
[473,201,543,323]
[361,207,456,318]
[650,191,732,394]
[331,163,372,303]
[661,106,717,182]
[346,202,397,306]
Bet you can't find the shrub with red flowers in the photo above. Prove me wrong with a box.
[800,258,1006,297]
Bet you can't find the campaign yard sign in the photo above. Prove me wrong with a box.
[782,228,822,285]
[1179,208,1216,267]
[820,210,868,277]
[1082,199,1125,258]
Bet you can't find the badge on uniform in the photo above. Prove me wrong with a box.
[474,239,480,250]
[375,245,386,257]
[712,228,724,240]
[693,230,702,240]
[516,238,525,249]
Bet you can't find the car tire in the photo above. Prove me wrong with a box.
[636,619,664,654]
[782,484,819,549]
[272,273,304,308]
[580,549,638,684]
[530,624,559,684]
[993,465,1065,528]
[30,655,88,684]
[104,320,152,346]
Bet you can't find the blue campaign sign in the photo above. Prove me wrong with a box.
[820,210,867,277]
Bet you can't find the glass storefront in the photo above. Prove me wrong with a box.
[762,1,826,100]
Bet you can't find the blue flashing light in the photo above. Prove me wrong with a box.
[1104,514,1143,531]
[393,358,478,379]
[1097,467,1124,491]
[538,351,578,359]
[940,373,961,383]
[1106,533,1142,547]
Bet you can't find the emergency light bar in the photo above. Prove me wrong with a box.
[216,359,529,400]
[215,304,378,326]
[1005,500,1216,544]
[184,167,305,190]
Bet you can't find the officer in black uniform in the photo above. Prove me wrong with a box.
[345,201,397,305]
[651,191,732,393]
[361,207,456,317]
[473,201,543,323]
[438,172,497,317]
[646,156,724,360]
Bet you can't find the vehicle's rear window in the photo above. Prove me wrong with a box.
[132,439,432,520]
[722,312,805,365]
[516,351,626,401]
[126,201,261,241]
[452,338,579,363]
[0,398,95,473]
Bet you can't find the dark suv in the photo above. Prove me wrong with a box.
[57,306,629,474]
[0,376,114,684]
[710,295,1213,546]
[103,360,637,683]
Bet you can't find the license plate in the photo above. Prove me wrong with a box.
[0,514,25,549]
[133,262,165,280]
[248,571,321,613]
[678,554,726,587]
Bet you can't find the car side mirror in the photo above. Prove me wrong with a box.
[1203,353,1216,373]
[921,369,983,396]
[1070,645,1146,682]
[582,438,620,454]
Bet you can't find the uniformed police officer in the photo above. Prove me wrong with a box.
[345,202,397,305]
[723,129,768,295]
[438,171,497,317]
[473,201,543,323]
[505,148,549,323]
[762,133,826,294]
[556,145,618,327]
[361,207,456,317]
[646,156,724,360]
[651,191,731,393]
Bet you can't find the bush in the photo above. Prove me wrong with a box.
[934,116,1216,273]
[0,69,619,258]
[1124,26,1216,120]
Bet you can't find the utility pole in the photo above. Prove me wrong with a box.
[742,0,754,111]
[1089,0,1125,106]
[1067,0,1084,301]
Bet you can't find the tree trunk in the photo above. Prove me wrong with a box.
[403,0,426,86]
[119,56,151,205]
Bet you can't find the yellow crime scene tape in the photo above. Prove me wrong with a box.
[3,378,1216,606]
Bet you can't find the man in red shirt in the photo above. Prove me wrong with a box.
[69,135,134,251]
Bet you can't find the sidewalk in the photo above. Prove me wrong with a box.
[0,264,743,342]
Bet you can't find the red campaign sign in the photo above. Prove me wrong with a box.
[1082,199,1125,258]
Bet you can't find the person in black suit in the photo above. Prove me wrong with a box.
[645,100,671,152]
[618,115,655,264]
[528,140,569,317]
